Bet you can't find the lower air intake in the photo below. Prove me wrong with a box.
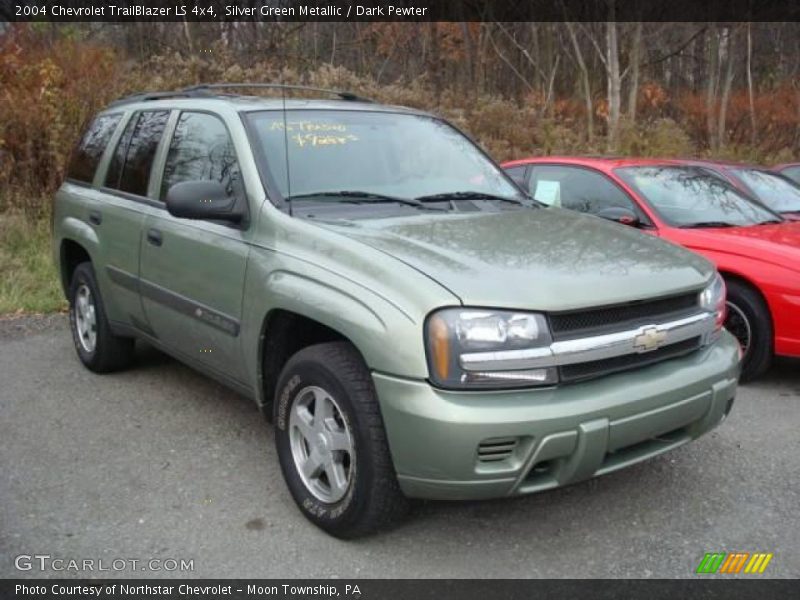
[477,437,518,463]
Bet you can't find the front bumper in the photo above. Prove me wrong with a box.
[374,331,740,500]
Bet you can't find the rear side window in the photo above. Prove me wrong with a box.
[105,110,170,197]
[780,166,800,185]
[160,112,240,200]
[67,114,122,183]
[504,165,529,186]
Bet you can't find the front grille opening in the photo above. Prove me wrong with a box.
[477,437,518,463]
[549,293,699,340]
[523,459,557,486]
[559,336,701,384]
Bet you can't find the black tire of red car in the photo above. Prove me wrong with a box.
[724,278,773,382]
[273,341,409,538]
[68,262,135,373]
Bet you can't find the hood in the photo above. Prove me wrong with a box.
[312,208,713,311]
[672,221,800,272]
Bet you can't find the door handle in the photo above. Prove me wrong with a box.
[88,210,102,225]
[146,228,163,247]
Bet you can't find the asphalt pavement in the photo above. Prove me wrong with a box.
[2,315,799,578]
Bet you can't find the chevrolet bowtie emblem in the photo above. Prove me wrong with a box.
[633,326,667,352]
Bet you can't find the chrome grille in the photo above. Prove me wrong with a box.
[559,336,702,383]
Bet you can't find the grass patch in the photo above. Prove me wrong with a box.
[0,213,66,315]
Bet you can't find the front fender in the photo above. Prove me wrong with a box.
[241,250,435,404]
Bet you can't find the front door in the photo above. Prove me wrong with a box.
[138,111,250,384]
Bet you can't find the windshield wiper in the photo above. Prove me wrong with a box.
[286,191,446,211]
[756,218,784,225]
[414,191,526,205]
[679,221,737,229]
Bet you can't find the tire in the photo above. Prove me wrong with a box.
[724,278,772,382]
[68,262,135,373]
[273,341,408,538]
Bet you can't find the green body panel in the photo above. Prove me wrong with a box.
[139,212,251,382]
[52,96,739,501]
[54,184,146,325]
[375,332,739,500]
[313,207,713,309]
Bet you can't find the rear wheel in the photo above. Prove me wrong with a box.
[68,262,135,373]
[273,342,408,538]
[724,279,772,382]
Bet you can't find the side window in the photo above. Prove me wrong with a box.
[504,165,528,186]
[105,110,170,197]
[528,165,638,216]
[781,166,800,185]
[160,112,241,200]
[66,114,122,183]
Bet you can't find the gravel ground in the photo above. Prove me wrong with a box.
[1,315,799,578]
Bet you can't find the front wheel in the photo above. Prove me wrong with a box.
[273,342,408,538]
[724,279,772,382]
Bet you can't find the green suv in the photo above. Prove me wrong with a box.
[53,84,740,537]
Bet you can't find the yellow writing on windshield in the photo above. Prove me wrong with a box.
[270,120,349,133]
[292,133,359,147]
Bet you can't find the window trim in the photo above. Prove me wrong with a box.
[527,163,655,228]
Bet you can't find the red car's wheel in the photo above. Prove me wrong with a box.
[724,279,773,382]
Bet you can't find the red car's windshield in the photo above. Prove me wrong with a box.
[732,168,800,213]
[616,166,780,227]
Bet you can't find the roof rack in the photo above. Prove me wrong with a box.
[107,83,372,108]
[182,83,373,103]
[105,89,212,108]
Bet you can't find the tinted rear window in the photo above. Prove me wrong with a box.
[66,114,122,183]
[106,110,170,196]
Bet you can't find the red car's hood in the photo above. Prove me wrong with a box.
[668,221,800,272]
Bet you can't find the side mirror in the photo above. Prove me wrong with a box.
[596,206,640,227]
[165,180,244,223]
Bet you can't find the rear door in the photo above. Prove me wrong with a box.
[139,111,250,384]
[81,110,169,330]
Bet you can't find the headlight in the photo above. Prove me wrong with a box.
[698,273,726,332]
[425,308,557,389]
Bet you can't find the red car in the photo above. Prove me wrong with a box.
[773,162,800,186]
[502,156,800,380]
[680,159,800,221]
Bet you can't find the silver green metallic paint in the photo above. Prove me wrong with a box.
[53,97,739,501]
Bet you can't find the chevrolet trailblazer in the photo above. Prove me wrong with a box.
[53,84,740,537]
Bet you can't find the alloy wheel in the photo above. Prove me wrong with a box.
[288,386,354,503]
[74,283,97,353]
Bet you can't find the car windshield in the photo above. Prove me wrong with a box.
[732,168,800,212]
[244,110,525,210]
[615,166,780,227]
